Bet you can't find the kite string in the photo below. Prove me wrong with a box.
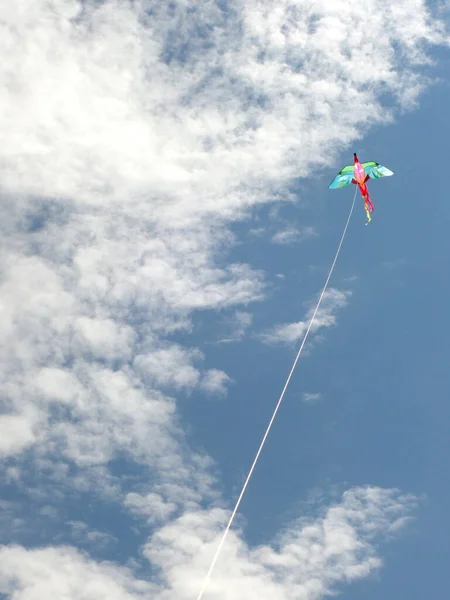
[195,187,358,600]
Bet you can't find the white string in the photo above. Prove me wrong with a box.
[195,188,358,600]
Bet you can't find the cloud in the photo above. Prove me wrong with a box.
[272,226,317,245]
[66,521,117,549]
[263,288,351,344]
[134,345,203,392]
[0,0,446,598]
[0,546,154,600]
[144,486,416,599]
[125,492,178,526]
[0,412,37,457]
[218,310,253,343]
[73,317,137,362]
[0,487,416,600]
[303,392,322,403]
[200,369,232,397]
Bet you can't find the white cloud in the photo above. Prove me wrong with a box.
[264,321,308,345]
[143,486,416,600]
[134,345,202,392]
[66,521,117,549]
[263,288,351,344]
[73,317,136,362]
[0,487,415,600]
[272,226,317,245]
[303,392,322,403]
[218,310,253,343]
[235,311,254,335]
[0,0,445,598]
[125,492,177,525]
[200,369,232,397]
[0,546,154,600]
[0,412,37,457]
[249,227,266,238]
[33,368,84,404]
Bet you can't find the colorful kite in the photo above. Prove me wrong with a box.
[328,153,394,224]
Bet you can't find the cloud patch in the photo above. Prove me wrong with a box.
[263,288,351,345]
[303,392,322,403]
[271,226,317,245]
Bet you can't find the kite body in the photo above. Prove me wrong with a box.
[328,153,394,224]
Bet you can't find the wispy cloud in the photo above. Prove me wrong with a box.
[125,492,178,526]
[271,226,317,245]
[303,392,322,403]
[218,310,253,343]
[263,288,351,345]
[134,345,203,392]
[0,0,446,597]
[65,521,117,550]
[200,369,232,397]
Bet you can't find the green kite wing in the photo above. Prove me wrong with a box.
[362,161,394,179]
[328,164,354,189]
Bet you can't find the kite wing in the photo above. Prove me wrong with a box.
[362,161,394,180]
[328,164,354,189]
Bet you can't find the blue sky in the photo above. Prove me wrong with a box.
[0,1,449,599]
[207,76,450,595]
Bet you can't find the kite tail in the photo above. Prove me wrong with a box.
[364,192,374,225]
[364,202,372,225]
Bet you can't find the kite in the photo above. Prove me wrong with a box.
[328,153,394,224]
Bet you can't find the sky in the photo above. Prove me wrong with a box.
[0,1,449,599]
